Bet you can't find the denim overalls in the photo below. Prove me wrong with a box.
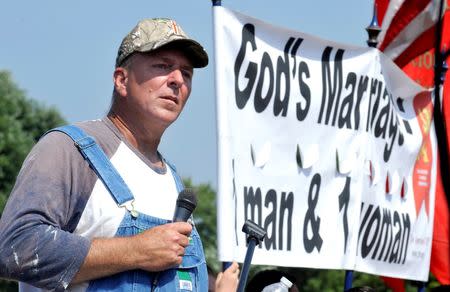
[52,125,208,292]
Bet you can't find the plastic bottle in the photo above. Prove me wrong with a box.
[261,276,293,292]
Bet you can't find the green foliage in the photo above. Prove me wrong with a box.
[183,178,221,273]
[0,70,66,290]
[0,70,66,214]
[0,279,17,291]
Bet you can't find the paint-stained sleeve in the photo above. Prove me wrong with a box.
[0,132,92,291]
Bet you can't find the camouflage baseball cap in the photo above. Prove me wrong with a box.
[115,18,208,68]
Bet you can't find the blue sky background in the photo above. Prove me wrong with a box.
[0,0,373,189]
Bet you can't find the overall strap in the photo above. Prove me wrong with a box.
[46,125,135,209]
[165,160,184,193]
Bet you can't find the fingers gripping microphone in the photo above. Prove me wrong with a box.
[151,188,197,292]
[173,188,197,222]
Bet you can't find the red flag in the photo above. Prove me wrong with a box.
[376,0,450,286]
[381,276,405,292]
[433,156,450,284]
[377,0,445,67]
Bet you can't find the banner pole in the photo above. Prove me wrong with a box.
[344,270,353,291]
[434,0,450,204]
[222,262,232,271]
[433,1,450,286]
[211,0,228,273]
[343,2,382,291]
[417,281,426,292]
[343,4,381,291]
[366,1,381,47]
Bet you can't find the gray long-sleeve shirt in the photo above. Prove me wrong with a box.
[0,118,179,291]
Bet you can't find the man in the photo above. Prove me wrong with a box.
[0,18,218,291]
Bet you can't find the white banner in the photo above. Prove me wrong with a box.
[213,6,437,281]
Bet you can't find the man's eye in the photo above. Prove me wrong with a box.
[154,63,169,69]
[182,70,192,79]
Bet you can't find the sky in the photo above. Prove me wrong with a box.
[0,0,373,189]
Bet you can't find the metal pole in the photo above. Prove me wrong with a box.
[212,0,229,274]
[237,239,257,292]
[356,3,380,292]
[366,1,381,47]
[417,281,426,292]
[344,270,353,291]
[237,220,266,292]
[433,4,450,290]
[433,0,450,200]
[222,262,232,271]
[429,3,450,292]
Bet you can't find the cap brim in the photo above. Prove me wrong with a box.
[152,39,209,68]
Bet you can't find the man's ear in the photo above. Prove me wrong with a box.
[113,67,128,97]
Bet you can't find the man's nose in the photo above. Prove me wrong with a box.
[168,69,184,88]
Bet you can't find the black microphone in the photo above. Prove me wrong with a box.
[151,188,197,292]
[173,188,197,222]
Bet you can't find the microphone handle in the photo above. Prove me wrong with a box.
[173,206,193,222]
[152,196,195,291]
[151,208,192,291]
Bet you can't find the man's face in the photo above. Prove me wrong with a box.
[121,48,194,128]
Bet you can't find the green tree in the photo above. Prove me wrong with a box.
[0,70,66,290]
[183,178,222,273]
[0,71,65,213]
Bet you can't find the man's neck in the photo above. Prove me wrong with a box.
[107,113,163,167]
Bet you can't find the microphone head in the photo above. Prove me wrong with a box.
[176,188,197,213]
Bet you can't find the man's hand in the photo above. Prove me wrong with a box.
[72,222,192,284]
[132,222,192,271]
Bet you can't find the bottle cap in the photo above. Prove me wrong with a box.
[280,276,293,288]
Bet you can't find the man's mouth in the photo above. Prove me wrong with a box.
[161,95,178,104]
